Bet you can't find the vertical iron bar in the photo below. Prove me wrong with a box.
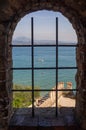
[56,17,58,117]
[31,17,34,117]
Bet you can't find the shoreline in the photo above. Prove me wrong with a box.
[35,82,75,108]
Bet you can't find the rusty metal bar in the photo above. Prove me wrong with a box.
[31,17,34,117]
[56,17,58,117]
[10,44,78,47]
[11,67,77,70]
[12,89,78,92]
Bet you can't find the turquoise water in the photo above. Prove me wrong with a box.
[13,46,77,89]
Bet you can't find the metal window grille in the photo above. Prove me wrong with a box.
[10,17,78,117]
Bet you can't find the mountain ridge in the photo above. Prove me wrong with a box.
[12,36,77,45]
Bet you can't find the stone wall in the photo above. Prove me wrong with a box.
[0,0,86,130]
[49,82,74,105]
[0,24,13,129]
[50,82,64,104]
[76,44,86,129]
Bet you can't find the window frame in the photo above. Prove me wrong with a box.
[10,17,78,117]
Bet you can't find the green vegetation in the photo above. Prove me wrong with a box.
[13,84,40,108]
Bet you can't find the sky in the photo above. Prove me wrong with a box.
[13,10,77,43]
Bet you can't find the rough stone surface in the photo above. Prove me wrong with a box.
[0,0,86,130]
[9,108,76,127]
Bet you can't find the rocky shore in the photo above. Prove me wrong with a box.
[35,82,75,108]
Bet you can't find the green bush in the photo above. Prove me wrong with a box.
[13,84,40,108]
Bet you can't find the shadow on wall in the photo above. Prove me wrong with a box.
[9,107,76,127]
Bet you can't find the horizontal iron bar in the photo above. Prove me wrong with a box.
[57,67,77,69]
[12,89,78,92]
[10,44,32,47]
[10,44,78,47]
[58,44,78,47]
[11,67,77,70]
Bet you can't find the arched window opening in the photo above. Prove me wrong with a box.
[11,10,77,118]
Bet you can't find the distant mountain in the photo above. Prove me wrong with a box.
[15,36,30,42]
[12,36,77,45]
[12,36,31,45]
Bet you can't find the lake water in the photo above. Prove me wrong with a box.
[12,45,77,90]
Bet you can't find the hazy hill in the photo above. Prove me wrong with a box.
[12,36,77,45]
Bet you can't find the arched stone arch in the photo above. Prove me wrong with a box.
[7,2,84,44]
